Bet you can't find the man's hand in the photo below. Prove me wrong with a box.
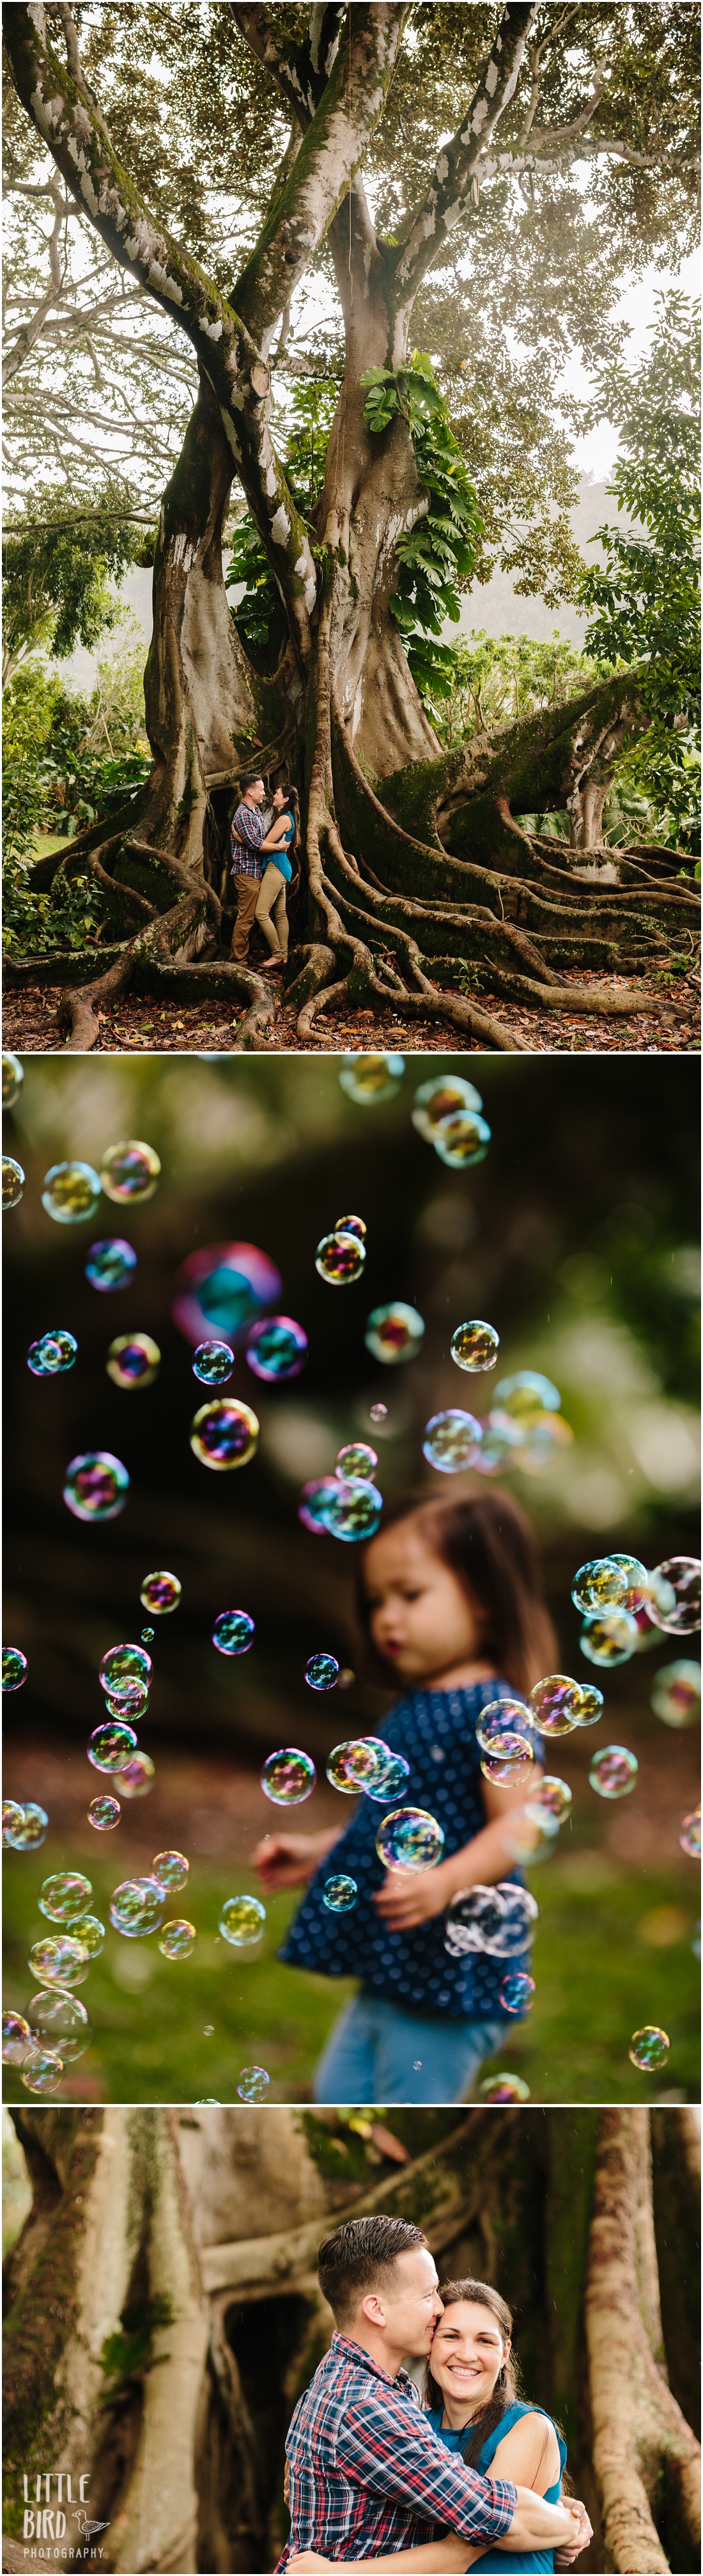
[252,1832,327,1889]
[372,1861,452,1930]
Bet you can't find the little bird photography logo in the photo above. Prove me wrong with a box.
[3,2472,110,2566]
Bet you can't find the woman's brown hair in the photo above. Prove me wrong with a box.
[357,1488,558,1696]
[423,2279,520,2468]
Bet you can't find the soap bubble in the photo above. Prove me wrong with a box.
[423,1410,482,1473]
[495,1370,562,1424]
[105,1681,149,1722]
[370,1403,387,1424]
[323,1479,383,1541]
[336,1443,378,1481]
[88,1795,121,1830]
[63,1451,129,1521]
[315,1231,366,1285]
[365,1302,424,1365]
[107,1332,160,1389]
[27,1330,77,1377]
[88,1720,138,1773]
[219,1894,266,1945]
[476,1723,534,1763]
[573,1555,647,1614]
[27,1990,92,2062]
[261,1748,316,1803]
[472,1415,525,1476]
[580,1611,638,1666]
[38,1871,93,1924]
[327,1738,392,1795]
[628,2026,670,2072]
[412,1076,483,1140]
[3,1647,27,1692]
[22,2048,64,2096]
[190,1397,259,1470]
[109,1876,166,1936]
[2,1051,24,1108]
[86,1237,137,1291]
[305,1653,339,1691]
[589,1745,638,1798]
[679,1805,701,1858]
[173,1241,282,1347]
[525,1776,572,1826]
[479,2073,530,2102]
[481,1747,535,1785]
[140,1570,182,1616]
[500,1974,536,2013]
[29,1934,90,1986]
[445,1883,537,1959]
[651,1661,701,1728]
[334,1213,366,1239]
[375,1807,445,1871]
[42,1161,101,1223]
[339,1053,405,1103]
[363,1749,411,1801]
[193,1340,235,1384]
[159,1919,196,1959]
[338,1667,356,1690]
[648,1557,701,1635]
[3,2010,31,2064]
[434,1111,491,1169]
[246,1316,308,1379]
[298,1476,341,1534]
[528,1676,583,1737]
[141,1628,154,1643]
[69,1914,105,1957]
[237,2064,270,2100]
[610,1551,658,1588]
[196,2097,220,2105]
[571,1683,605,1727]
[100,1643,151,1698]
[3,1799,25,1844]
[3,1156,25,1211]
[212,1610,256,1656]
[100,1138,160,1202]
[116,1752,155,1798]
[475,1697,533,1748]
[451,1321,500,1372]
[152,1850,189,1892]
[4,1802,48,1850]
[323,1874,358,1910]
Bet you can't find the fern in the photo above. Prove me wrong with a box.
[361,350,483,687]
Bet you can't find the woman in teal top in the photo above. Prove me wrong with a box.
[255,785,299,969]
[426,2399,567,2572]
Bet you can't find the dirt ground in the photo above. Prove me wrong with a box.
[3,968,699,1055]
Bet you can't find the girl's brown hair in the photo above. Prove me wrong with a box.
[357,1489,558,1696]
[423,2279,520,2468]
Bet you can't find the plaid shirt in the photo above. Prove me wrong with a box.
[231,799,267,879]
[275,2334,516,2567]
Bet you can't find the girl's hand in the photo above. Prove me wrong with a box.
[252,1832,327,1889]
[372,1862,452,1929]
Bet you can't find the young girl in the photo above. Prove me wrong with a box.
[254,1490,557,2107]
[255,784,300,970]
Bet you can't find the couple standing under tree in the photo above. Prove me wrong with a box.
[229,772,300,972]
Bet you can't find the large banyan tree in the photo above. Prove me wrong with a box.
[3,2105,700,2573]
[4,2,700,1049]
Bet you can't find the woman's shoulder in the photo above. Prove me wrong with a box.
[481,2403,566,2467]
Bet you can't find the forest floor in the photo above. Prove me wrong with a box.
[2,966,700,1055]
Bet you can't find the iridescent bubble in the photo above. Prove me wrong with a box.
[116,1752,155,1798]
[4,1802,48,1850]
[479,2073,530,2102]
[628,2026,670,2072]
[445,1883,537,1959]
[651,1661,701,1728]
[85,1237,137,1291]
[27,1330,77,1377]
[245,1316,308,1380]
[528,1676,583,1737]
[305,1653,339,1690]
[100,1643,151,1698]
[141,1628,154,1643]
[481,1747,535,1784]
[323,1874,358,1911]
[679,1805,701,1858]
[571,1556,631,1615]
[339,1053,405,1104]
[63,1451,129,1522]
[109,1876,166,1936]
[88,1720,138,1773]
[364,1302,424,1365]
[327,1738,392,1795]
[334,1213,366,1239]
[475,1698,533,1747]
[196,2098,220,2105]
[589,1745,638,1799]
[337,1667,356,1690]
[649,1557,701,1635]
[3,1647,27,1692]
[517,1411,574,1473]
[369,1403,387,1424]
[336,1443,378,1482]
[159,1919,196,1959]
[375,1807,445,1871]
[2,1051,24,1108]
[173,1241,282,1348]
[423,1410,482,1473]
[571,1683,604,1727]
[140,1571,182,1616]
[212,1610,256,1656]
[38,1871,92,1924]
[451,1320,500,1372]
[525,1775,572,1826]
[610,1552,656,1589]
[237,2064,270,2100]
[28,1934,89,1987]
[21,2048,64,2096]
[27,1990,92,2062]
[2,2009,31,2064]
[100,1138,160,1203]
[472,1415,524,1476]
[500,1974,536,2013]
[3,1799,25,1844]
[219,1894,266,1946]
[412,1076,483,1140]
[42,1161,101,1223]
[261,1748,316,1803]
[107,1331,160,1389]
[477,1725,534,1763]
[3,1156,25,1211]
[323,1479,383,1542]
[193,1340,235,1385]
[433,1111,491,1169]
[105,1681,149,1722]
[363,1749,411,1802]
[298,1476,341,1534]
[151,1850,189,1892]
[88,1795,121,1830]
[190,1397,259,1470]
[315,1231,366,1285]
[580,1611,638,1667]
[69,1915,105,1957]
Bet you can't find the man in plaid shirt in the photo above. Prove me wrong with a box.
[277,2219,591,2572]
[229,773,268,963]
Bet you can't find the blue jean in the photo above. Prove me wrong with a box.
[313,1994,504,2105]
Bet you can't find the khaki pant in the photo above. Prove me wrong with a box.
[229,870,259,962]
[255,861,289,961]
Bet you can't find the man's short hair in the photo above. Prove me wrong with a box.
[318,2215,428,2327]
[241,772,265,790]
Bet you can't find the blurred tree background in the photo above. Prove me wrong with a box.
[3,1053,699,2107]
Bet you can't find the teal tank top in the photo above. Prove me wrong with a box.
[266,816,295,880]
[426,2400,566,2572]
